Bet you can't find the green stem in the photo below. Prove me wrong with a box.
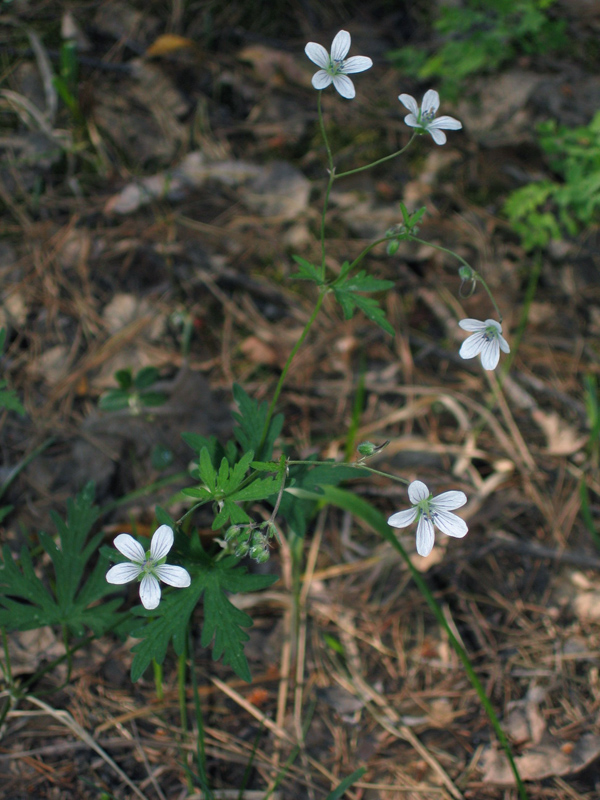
[317,93,335,281]
[0,628,14,730]
[317,92,334,174]
[0,627,12,683]
[409,236,503,321]
[178,647,187,733]
[176,497,210,527]
[287,458,409,485]
[335,132,417,179]
[258,291,326,455]
[153,659,164,702]
[343,236,391,276]
[62,624,73,684]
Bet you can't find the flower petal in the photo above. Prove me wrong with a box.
[312,70,333,90]
[459,318,488,332]
[150,525,174,560]
[155,564,191,588]
[428,127,447,145]
[305,42,329,68]
[408,480,430,504]
[332,74,355,98]
[113,533,145,563]
[331,30,351,62]
[433,510,468,538]
[429,115,462,131]
[484,318,503,332]
[416,515,435,557]
[403,114,420,128]
[106,562,142,584]
[387,507,418,528]
[399,93,419,116]
[432,490,467,511]
[421,89,440,116]
[480,338,500,370]
[140,574,161,609]
[498,334,511,354]
[459,332,486,360]
[342,55,373,74]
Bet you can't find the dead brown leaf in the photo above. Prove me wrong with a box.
[481,733,600,784]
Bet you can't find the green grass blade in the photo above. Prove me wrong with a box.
[324,767,366,799]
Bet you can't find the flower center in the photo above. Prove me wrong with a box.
[416,497,436,523]
[484,326,498,340]
[141,557,155,575]
[420,109,436,124]
[328,57,345,75]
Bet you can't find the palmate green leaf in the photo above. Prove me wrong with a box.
[199,447,218,492]
[341,272,395,294]
[332,271,395,336]
[290,255,323,284]
[0,381,26,416]
[232,384,283,461]
[0,483,124,636]
[220,450,254,494]
[210,456,282,529]
[185,447,282,530]
[98,389,130,411]
[231,474,282,502]
[0,545,60,629]
[134,365,160,389]
[130,552,277,683]
[181,433,238,469]
[200,556,278,681]
[213,498,251,529]
[251,460,280,471]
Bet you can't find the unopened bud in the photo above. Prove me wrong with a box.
[249,542,269,562]
[225,525,241,542]
[234,541,250,558]
[357,441,377,456]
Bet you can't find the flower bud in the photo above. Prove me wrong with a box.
[249,542,269,562]
[225,525,241,542]
[254,547,270,564]
[234,540,250,558]
[357,441,377,456]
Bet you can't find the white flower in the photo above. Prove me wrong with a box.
[458,318,510,371]
[398,89,462,145]
[305,30,372,100]
[106,525,191,610]
[387,480,468,557]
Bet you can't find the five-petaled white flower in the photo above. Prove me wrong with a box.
[458,318,510,371]
[305,30,372,100]
[398,89,462,145]
[106,525,190,610]
[388,480,468,557]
